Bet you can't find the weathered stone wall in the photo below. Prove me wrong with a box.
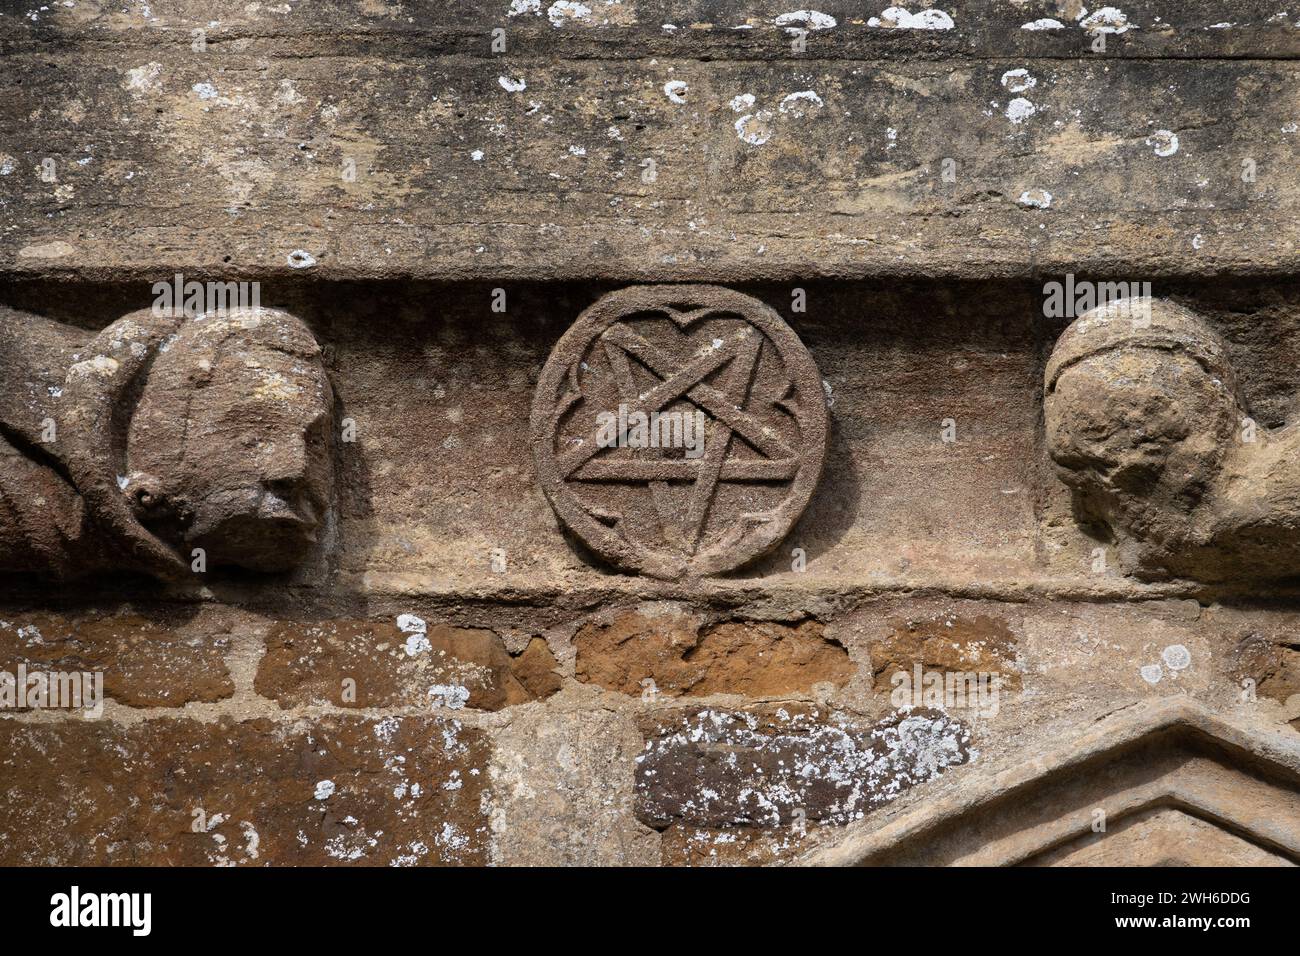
[1,0,1298,866]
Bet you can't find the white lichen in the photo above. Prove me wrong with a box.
[1017,188,1052,208]
[124,62,163,93]
[778,90,824,116]
[1000,69,1037,93]
[1146,129,1179,156]
[866,7,955,30]
[396,613,427,634]
[1080,7,1133,34]
[1005,97,1037,123]
[662,80,688,104]
[774,10,837,30]
[404,633,431,656]
[547,1,591,26]
[734,112,773,146]
[1161,644,1192,671]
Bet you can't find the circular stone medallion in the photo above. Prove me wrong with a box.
[530,285,829,579]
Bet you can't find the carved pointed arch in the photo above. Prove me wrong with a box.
[798,700,1300,866]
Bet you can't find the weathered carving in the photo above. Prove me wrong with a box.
[1045,297,1300,583]
[0,306,333,579]
[531,285,828,579]
[799,699,1300,866]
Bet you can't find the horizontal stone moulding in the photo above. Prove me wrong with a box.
[4,1,1299,60]
[3,53,1297,282]
[1,276,1298,597]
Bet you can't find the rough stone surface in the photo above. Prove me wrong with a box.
[487,705,660,866]
[575,607,852,698]
[799,700,1300,866]
[2,0,1299,869]
[0,611,233,708]
[256,618,559,711]
[0,715,491,866]
[3,4,1298,282]
[869,613,1022,691]
[634,705,971,829]
[1229,629,1300,725]
[658,822,833,867]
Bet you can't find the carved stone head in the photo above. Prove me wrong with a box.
[29,305,336,579]
[120,308,334,573]
[1044,298,1250,577]
[1047,299,1242,505]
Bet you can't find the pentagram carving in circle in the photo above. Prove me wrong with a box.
[530,285,829,580]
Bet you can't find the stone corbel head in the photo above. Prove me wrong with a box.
[60,306,334,578]
[1045,297,1299,583]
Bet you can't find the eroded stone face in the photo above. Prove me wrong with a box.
[127,310,334,573]
[1045,297,1300,584]
[531,285,829,579]
[0,306,333,579]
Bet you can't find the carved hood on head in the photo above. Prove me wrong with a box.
[56,308,190,580]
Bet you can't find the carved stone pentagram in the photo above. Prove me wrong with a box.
[531,285,829,579]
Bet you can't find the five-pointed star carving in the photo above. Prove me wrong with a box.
[557,318,798,552]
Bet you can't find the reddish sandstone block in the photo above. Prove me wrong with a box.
[869,614,1023,690]
[0,715,491,866]
[575,610,853,698]
[255,619,559,711]
[0,612,233,708]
